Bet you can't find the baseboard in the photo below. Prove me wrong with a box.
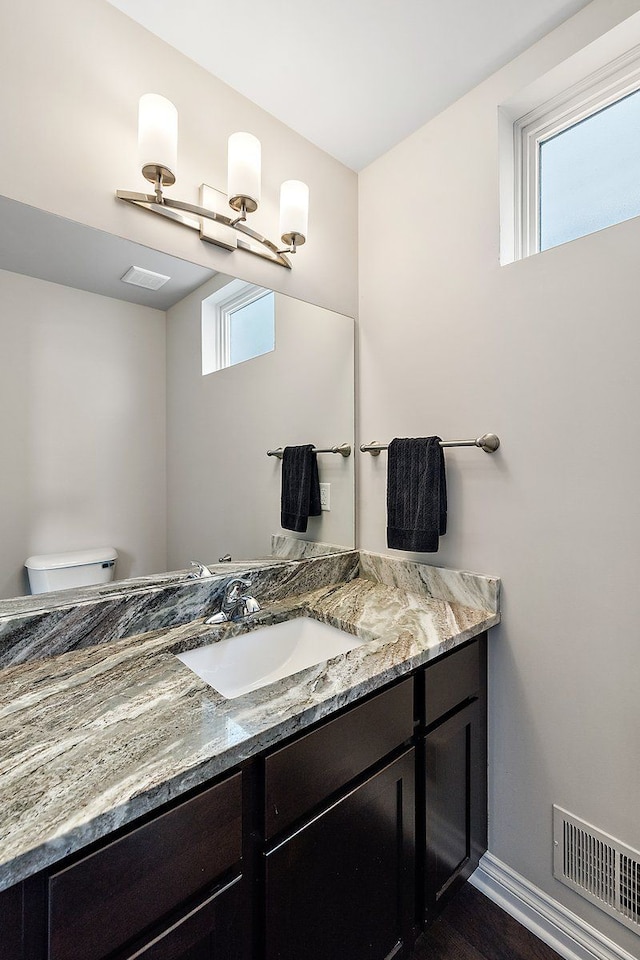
[470,852,638,960]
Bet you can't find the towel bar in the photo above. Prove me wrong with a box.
[360,433,500,455]
[267,443,352,459]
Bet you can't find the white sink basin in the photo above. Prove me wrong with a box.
[176,616,366,699]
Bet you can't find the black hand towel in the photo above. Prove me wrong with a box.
[386,437,447,552]
[281,445,322,533]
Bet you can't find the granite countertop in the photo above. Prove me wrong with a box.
[0,551,500,892]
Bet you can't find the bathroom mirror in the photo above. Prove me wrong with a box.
[0,196,354,602]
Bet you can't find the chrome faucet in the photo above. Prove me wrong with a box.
[188,561,215,579]
[204,577,261,624]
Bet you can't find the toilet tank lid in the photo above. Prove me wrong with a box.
[25,547,118,571]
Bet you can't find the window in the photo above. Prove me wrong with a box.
[513,43,640,259]
[539,88,640,250]
[202,280,275,375]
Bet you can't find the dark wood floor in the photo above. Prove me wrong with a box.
[411,884,563,960]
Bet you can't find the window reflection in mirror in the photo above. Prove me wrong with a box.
[202,280,275,375]
[0,196,354,603]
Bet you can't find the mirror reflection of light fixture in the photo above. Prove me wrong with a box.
[116,94,309,269]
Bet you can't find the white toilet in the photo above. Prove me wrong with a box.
[25,547,118,595]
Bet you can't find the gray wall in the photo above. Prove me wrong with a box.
[0,269,167,597]
[166,278,354,566]
[357,0,640,954]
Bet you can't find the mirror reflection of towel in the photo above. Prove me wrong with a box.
[281,445,322,532]
[386,437,447,552]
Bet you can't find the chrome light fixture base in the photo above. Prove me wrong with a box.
[141,164,175,188]
[229,194,258,215]
[115,183,293,269]
[280,231,306,252]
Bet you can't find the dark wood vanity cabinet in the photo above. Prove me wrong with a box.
[0,881,24,960]
[264,749,415,960]
[46,770,246,960]
[263,679,414,842]
[420,637,488,924]
[262,679,416,960]
[1,633,488,960]
[118,875,245,960]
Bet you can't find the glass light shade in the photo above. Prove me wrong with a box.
[138,94,178,182]
[228,132,261,208]
[279,180,309,242]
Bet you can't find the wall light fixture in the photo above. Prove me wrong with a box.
[116,94,309,269]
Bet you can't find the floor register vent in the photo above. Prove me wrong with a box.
[553,805,640,933]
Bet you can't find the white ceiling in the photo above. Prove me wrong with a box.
[107,0,592,171]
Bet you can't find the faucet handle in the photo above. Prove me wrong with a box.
[226,576,253,590]
[221,576,260,620]
[222,576,252,606]
[188,560,214,579]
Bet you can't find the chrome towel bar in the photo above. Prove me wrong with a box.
[267,443,352,459]
[360,433,500,455]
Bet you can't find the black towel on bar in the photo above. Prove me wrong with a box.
[386,437,447,552]
[281,445,322,533]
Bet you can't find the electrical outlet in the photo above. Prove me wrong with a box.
[320,483,331,511]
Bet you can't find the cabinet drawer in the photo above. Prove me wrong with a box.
[424,639,483,726]
[48,771,242,960]
[122,875,245,960]
[264,678,413,840]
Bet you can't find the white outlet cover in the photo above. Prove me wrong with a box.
[320,482,331,510]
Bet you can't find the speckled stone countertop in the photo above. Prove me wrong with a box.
[0,550,500,892]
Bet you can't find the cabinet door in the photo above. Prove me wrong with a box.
[0,882,23,960]
[423,698,487,922]
[121,875,246,960]
[265,748,415,960]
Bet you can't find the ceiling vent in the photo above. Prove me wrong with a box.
[553,805,640,933]
[121,265,171,290]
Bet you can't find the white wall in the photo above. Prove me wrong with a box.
[166,278,354,566]
[358,0,640,953]
[0,0,357,319]
[0,269,167,598]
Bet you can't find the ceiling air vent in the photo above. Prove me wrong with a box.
[121,265,171,290]
[553,805,640,932]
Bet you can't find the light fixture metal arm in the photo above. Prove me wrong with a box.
[115,186,293,269]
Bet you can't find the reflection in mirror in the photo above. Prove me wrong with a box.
[0,196,354,603]
[201,281,275,374]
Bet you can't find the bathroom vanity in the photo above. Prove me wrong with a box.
[0,550,499,960]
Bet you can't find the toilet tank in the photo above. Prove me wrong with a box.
[25,547,118,595]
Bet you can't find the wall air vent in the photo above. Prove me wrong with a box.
[553,805,640,932]
[121,265,171,290]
